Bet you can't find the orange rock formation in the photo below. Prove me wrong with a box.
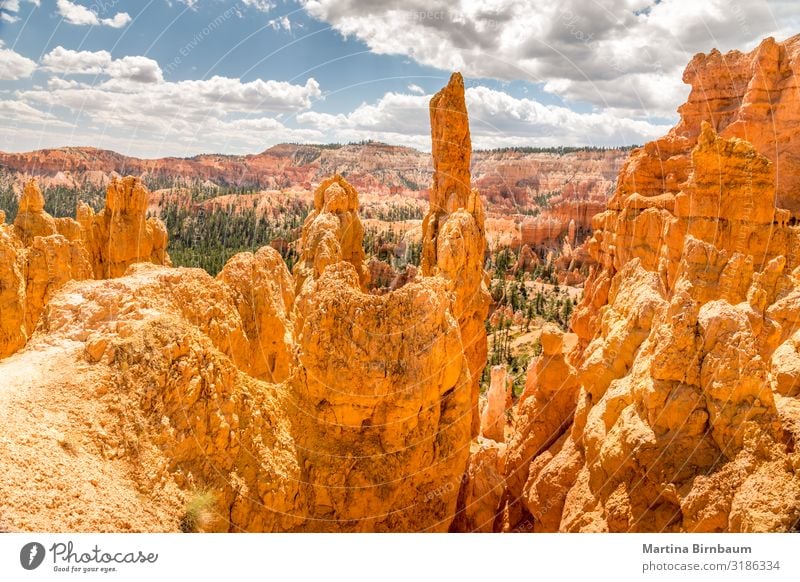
[0,73,488,533]
[506,35,800,533]
[421,73,491,438]
[0,177,169,359]
[480,365,512,442]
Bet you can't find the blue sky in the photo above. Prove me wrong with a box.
[0,0,797,157]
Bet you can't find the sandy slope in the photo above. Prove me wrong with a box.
[0,338,183,532]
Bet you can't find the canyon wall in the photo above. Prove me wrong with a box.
[504,34,800,533]
[0,142,626,224]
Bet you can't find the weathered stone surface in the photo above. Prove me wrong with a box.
[293,174,369,293]
[506,35,800,533]
[513,244,539,273]
[481,365,512,442]
[291,263,471,531]
[428,72,471,215]
[421,73,491,438]
[217,246,295,383]
[505,324,579,527]
[0,225,26,358]
[0,73,487,534]
[0,176,171,359]
[451,440,506,533]
[13,180,56,244]
[83,176,171,279]
[20,263,306,533]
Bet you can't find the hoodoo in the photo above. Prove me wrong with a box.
[503,34,800,533]
[0,73,488,533]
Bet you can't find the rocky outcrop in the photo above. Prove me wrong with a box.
[421,73,491,438]
[13,180,57,244]
[79,176,171,279]
[6,262,305,532]
[521,215,564,246]
[286,75,487,530]
[291,263,472,531]
[0,226,26,358]
[505,324,579,528]
[450,439,507,533]
[678,36,800,214]
[513,244,540,273]
[0,176,170,359]
[217,246,295,383]
[293,175,369,294]
[508,35,800,533]
[0,73,487,533]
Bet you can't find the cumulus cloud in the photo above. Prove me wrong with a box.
[0,43,36,80]
[1,0,38,21]
[41,47,165,84]
[299,0,799,119]
[6,47,324,155]
[41,47,113,74]
[298,86,669,149]
[56,0,131,28]
[407,83,425,95]
[106,56,164,84]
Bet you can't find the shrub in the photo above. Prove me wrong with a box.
[179,490,216,533]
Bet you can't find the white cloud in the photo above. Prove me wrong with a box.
[42,47,164,84]
[42,47,112,74]
[268,15,291,32]
[1,0,38,20]
[299,0,799,119]
[102,12,132,27]
[106,55,164,84]
[0,46,36,80]
[407,83,425,95]
[20,74,321,125]
[6,48,325,155]
[297,85,669,149]
[0,100,69,126]
[56,0,131,28]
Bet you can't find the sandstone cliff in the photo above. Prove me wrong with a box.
[505,35,800,533]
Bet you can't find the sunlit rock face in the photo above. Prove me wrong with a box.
[0,73,488,533]
[0,176,170,359]
[508,35,800,533]
[421,72,491,439]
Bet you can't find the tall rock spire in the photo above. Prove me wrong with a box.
[421,72,490,438]
[429,72,472,214]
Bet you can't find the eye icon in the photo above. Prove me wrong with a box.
[20,542,46,570]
